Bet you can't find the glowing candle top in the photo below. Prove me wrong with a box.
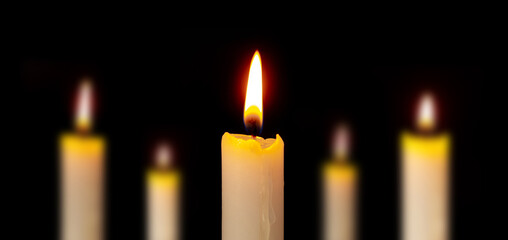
[417,93,436,132]
[155,143,172,169]
[332,124,350,161]
[75,80,93,133]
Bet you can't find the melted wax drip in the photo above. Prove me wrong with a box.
[260,153,276,239]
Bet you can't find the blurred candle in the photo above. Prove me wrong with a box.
[401,93,450,240]
[322,124,357,240]
[60,80,105,240]
[222,50,284,240]
[146,143,180,240]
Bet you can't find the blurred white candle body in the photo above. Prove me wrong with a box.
[323,163,356,240]
[222,133,284,240]
[401,94,450,240]
[401,133,449,240]
[147,170,180,240]
[323,125,357,240]
[146,143,180,240]
[60,81,105,240]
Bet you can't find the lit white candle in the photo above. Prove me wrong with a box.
[222,50,284,240]
[322,124,357,240]
[60,80,105,240]
[401,93,450,240]
[146,143,180,240]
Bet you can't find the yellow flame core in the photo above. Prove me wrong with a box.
[75,80,92,133]
[417,93,435,131]
[244,50,263,127]
[156,143,171,169]
[333,124,350,160]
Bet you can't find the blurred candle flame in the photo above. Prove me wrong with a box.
[417,93,435,131]
[333,124,350,161]
[155,143,171,169]
[75,80,93,133]
[243,50,263,135]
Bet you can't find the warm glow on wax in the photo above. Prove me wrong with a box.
[76,80,93,133]
[244,50,263,132]
[417,93,435,131]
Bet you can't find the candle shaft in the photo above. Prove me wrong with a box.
[146,170,180,240]
[322,162,357,240]
[401,132,450,240]
[221,133,284,240]
[60,134,105,240]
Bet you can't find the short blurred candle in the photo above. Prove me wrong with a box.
[322,124,357,240]
[222,50,284,240]
[60,80,105,240]
[401,93,450,240]
[146,143,180,240]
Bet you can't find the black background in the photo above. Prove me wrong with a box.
[16,28,485,239]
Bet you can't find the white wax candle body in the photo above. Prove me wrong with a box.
[322,162,357,240]
[60,134,105,240]
[401,132,450,240]
[221,133,284,240]
[147,170,180,240]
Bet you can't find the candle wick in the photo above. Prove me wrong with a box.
[244,113,261,137]
[77,127,89,136]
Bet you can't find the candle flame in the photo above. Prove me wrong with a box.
[333,124,350,160]
[417,93,435,131]
[75,80,93,133]
[243,50,263,135]
[155,143,171,169]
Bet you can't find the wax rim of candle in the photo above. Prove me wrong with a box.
[401,131,451,159]
[60,133,105,154]
[147,169,180,185]
[323,161,357,180]
[222,132,283,152]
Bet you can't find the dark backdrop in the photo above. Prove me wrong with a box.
[16,28,485,239]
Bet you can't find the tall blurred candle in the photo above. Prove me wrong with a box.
[322,124,357,240]
[60,80,105,240]
[222,50,284,240]
[401,93,450,240]
[146,143,180,240]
